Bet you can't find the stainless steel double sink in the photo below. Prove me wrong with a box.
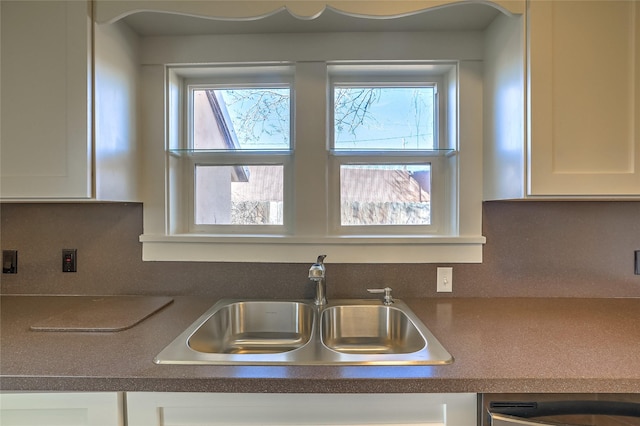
[154,299,453,366]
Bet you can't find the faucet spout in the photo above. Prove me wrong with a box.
[308,255,327,306]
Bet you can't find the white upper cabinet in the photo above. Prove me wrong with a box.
[485,0,640,199]
[1,0,141,201]
[1,1,92,199]
[528,0,640,197]
[10,1,633,201]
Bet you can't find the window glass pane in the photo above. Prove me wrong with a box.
[195,165,283,225]
[334,87,435,150]
[340,164,431,226]
[193,88,290,150]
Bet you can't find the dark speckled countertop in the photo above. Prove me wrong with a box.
[1,296,639,393]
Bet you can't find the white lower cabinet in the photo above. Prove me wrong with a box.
[126,392,477,426]
[0,392,123,426]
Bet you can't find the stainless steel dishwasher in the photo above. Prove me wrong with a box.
[482,394,640,426]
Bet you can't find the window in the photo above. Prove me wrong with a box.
[140,32,485,263]
[167,66,294,235]
[328,65,451,235]
[338,163,432,227]
[188,84,291,230]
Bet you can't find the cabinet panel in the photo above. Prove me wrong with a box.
[94,1,525,24]
[94,19,142,201]
[0,1,92,199]
[528,0,640,196]
[0,392,122,426]
[483,12,526,200]
[127,392,476,426]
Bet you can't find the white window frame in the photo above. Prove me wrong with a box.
[139,32,486,263]
[183,74,294,235]
[187,156,293,234]
[329,156,447,235]
[166,65,296,235]
[327,64,451,236]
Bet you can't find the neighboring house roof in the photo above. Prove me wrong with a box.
[231,166,430,203]
[206,90,241,151]
[231,165,284,202]
[340,168,429,203]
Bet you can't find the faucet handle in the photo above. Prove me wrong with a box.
[309,254,327,279]
[367,287,394,305]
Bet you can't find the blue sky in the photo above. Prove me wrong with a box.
[219,86,435,150]
[334,87,435,150]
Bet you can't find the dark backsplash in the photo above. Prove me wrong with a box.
[1,201,639,298]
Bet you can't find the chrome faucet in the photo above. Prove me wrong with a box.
[308,255,327,306]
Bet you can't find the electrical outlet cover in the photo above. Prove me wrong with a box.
[2,250,18,274]
[437,267,453,293]
[62,249,77,273]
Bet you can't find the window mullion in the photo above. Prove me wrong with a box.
[293,62,329,237]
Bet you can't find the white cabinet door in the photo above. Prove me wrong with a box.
[0,392,123,426]
[126,392,476,426]
[528,0,640,196]
[0,1,92,199]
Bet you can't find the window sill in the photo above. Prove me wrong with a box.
[139,234,486,263]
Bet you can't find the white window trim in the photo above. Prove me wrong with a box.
[328,152,447,236]
[174,66,296,235]
[139,32,486,263]
[327,64,450,236]
[139,234,485,263]
[186,153,293,234]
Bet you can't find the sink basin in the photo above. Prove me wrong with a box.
[154,298,452,366]
[321,305,425,354]
[188,301,313,354]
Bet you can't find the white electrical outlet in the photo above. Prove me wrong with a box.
[437,267,453,293]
